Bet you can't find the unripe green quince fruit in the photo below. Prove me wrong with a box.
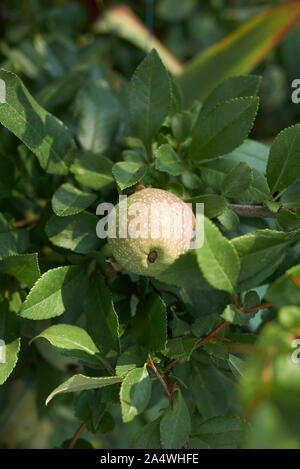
[107,188,195,277]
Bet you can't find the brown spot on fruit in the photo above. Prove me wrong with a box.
[148,250,158,263]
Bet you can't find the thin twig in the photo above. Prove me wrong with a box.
[148,353,172,402]
[231,294,272,314]
[165,300,273,372]
[228,203,295,219]
[165,320,230,372]
[97,358,115,376]
[243,301,272,313]
[13,216,40,228]
[231,293,242,310]
[165,371,174,407]
[67,422,86,449]
[209,336,234,343]
[193,320,230,352]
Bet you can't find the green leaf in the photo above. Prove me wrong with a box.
[160,389,191,449]
[200,75,261,117]
[231,230,300,291]
[189,97,259,161]
[196,217,240,294]
[75,391,105,432]
[188,439,210,449]
[31,324,105,369]
[229,138,269,174]
[0,214,29,260]
[0,303,20,385]
[74,390,103,433]
[200,157,237,192]
[180,288,230,319]
[264,200,281,213]
[228,354,245,377]
[267,124,300,194]
[157,251,210,291]
[131,293,167,352]
[244,291,260,310]
[189,364,230,419]
[163,336,198,362]
[221,304,253,326]
[186,194,227,219]
[155,144,185,176]
[221,162,253,199]
[169,314,190,338]
[84,278,120,352]
[200,156,269,204]
[112,161,147,190]
[45,212,101,254]
[46,374,123,405]
[116,345,147,377]
[132,418,161,449]
[281,182,300,209]
[129,49,171,151]
[181,170,203,191]
[191,416,245,449]
[192,314,222,338]
[52,183,97,217]
[0,69,76,175]
[76,80,121,153]
[71,152,114,191]
[237,169,270,204]
[176,2,300,106]
[0,253,40,288]
[171,111,192,143]
[265,265,300,308]
[122,148,146,163]
[217,208,240,232]
[120,364,152,423]
[169,76,184,115]
[166,181,185,198]
[202,341,228,360]
[19,265,87,320]
[277,210,300,231]
[97,411,115,434]
[36,66,89,113]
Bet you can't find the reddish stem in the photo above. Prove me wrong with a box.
[13,216,40,228]
[67,422,86,449]
[164,300,273,372]
[244,302,272,313]
[148,354,172,402]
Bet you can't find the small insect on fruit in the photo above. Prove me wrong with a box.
[107,188,195,277]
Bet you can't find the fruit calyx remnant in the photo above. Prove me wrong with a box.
[147,250,158,263]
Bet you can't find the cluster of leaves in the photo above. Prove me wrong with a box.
[0,0,300,450]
